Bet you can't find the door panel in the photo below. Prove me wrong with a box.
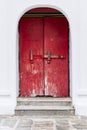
[44,17,69,97]
[19,18,44,96]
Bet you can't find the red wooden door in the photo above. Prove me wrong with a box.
[19,17,69,97]
[19,18,44,96]
[44,17,69,97]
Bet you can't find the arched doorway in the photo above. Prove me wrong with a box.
[19,7,69,97]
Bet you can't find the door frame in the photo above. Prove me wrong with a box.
[17,10,71,97]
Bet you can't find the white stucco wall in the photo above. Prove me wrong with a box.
[0,0,87,116]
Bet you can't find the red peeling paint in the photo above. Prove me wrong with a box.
[19,17,69,97]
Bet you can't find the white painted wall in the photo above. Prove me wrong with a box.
[0,0,87,116]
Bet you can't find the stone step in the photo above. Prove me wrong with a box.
[16,97,75,116]
[15,105,75,116]
[17,97,72,106]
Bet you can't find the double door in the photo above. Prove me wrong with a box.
[19,17,69,97]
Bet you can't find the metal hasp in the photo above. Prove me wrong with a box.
[29,49,34,63]
[47,51,51,63]
[44,51,51,64]
[44,51,65,62]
